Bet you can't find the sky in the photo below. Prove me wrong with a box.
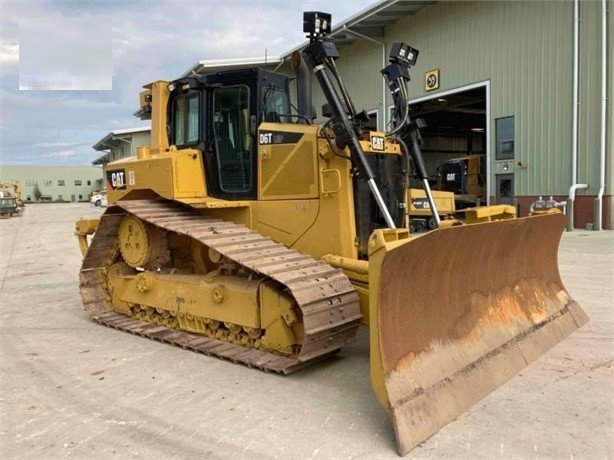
[0,0,375,167]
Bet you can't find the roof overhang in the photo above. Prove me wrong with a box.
[92,152,110,165]
[182,56,284,78]
[283,0,436,57]
[92,126,150,151]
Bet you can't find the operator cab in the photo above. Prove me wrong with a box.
[168,68,292,200]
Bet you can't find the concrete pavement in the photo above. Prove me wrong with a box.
[0,203,612,459]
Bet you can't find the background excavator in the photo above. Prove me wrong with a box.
[76,12,587,455]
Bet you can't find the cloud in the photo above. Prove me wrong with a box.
[44,150,76,158]
[0,41,19,65]
[35,141,80,148]
[19,16,112,90]
[19,76,113,91]
[0,0,375,167]
[1,89,122,110]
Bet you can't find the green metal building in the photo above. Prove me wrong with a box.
[284,0,611,229]
[0,166,103,203]
[92,127,151,166]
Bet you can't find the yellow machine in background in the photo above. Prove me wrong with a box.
[76,12,586,455]
[439,153,486,207]
[406,188,457,231]
[0,181,24,217]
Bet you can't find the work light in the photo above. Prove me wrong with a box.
[304,12,332,37]
[389,42,419,67]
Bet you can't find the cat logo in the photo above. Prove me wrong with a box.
[106,169,127,190]
[412,199,430,209]
[371,135,385,152]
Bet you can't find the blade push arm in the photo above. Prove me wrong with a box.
[301,12,397,229]
[381,44,441,227]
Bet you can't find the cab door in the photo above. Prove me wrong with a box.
[211,85,254,195]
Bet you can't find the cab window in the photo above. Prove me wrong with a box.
[173,94,200,146]
[213,85,252,193]
[263,86,290,122]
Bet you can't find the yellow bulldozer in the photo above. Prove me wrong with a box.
[439,153,486,208]
[406,187,458,232]
[75,12,587,455]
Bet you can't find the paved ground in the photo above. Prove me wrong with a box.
[0,203,612,459]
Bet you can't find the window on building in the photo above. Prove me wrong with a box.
[44,180,52,186]
[57,180,65,186]
[87,180,92,186]
[27,196,32,201]
[365,109,379,131]
[78,194,83,200]
[496,116,515,160]
[26,180,35,186]
[74,180,82,186]
[57,194,63,201]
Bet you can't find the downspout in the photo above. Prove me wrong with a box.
[342,25,387,130]
[572,0,579,192]
[567,183,589,230]
[567,0,581,231]
[594,0,607,231]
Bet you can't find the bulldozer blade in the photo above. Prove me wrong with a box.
[369,213,588,455]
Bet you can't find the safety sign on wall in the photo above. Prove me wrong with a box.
[424,69,440,91]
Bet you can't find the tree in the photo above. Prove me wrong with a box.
[33,183,42,202]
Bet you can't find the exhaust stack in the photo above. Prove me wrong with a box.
[291,51,315,122]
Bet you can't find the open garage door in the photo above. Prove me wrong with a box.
[406,84,489,208]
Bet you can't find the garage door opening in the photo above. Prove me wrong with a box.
[406,83,488,208]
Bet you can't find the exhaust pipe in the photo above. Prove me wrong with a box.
[291,51,315,121]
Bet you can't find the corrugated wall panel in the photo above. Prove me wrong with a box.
[309,39,385,129]
[132,131,151,153]
[328,0,599,197]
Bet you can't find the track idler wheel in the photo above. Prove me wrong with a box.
[118,215,170,269]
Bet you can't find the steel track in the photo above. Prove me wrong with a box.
[79,199,362,374]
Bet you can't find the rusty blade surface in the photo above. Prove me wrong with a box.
[375,213,588,455]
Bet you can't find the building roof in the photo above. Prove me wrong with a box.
[181,1,434,77]
[92,152,110,165]
[93,126,150,151]
[290,0,434,52]
[107,126,150,136]
[182,56,283,77]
